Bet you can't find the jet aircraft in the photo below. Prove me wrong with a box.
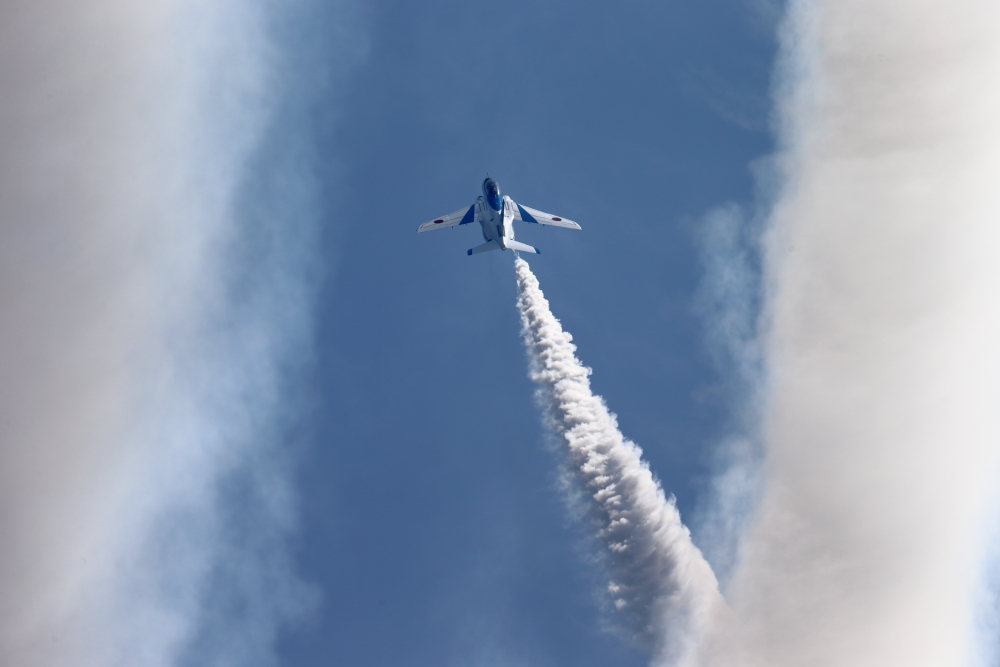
[417,177,580,255]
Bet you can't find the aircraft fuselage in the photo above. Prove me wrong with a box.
[476,177,516,250]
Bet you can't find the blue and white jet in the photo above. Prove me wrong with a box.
[417,177,580,255]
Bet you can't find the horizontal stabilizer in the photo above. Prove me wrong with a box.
[468,240,501,255]
[505,240,540,254]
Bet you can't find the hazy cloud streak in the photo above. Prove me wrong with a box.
[0,1,359,665]
[701,0,1000,665]
[690,203,766,589]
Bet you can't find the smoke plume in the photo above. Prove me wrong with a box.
[0,1,359,665]
[514,257,723,667]
[698,0,1000,665]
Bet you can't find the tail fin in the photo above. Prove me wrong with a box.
[468,240,501,255]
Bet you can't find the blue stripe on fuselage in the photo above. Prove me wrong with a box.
[484,178,502,211]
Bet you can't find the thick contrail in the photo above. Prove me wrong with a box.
[514,257,723,667]
[698,1,1000,665]
[0,2,361,665]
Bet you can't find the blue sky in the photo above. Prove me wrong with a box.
[7,2,1000,665]
[257,2,779,665]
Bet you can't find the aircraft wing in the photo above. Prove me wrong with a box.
[417,203,476,232]
[514,202,581,230]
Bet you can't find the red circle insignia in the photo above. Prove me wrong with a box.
[433,219,444,224]
[552,217,562,221]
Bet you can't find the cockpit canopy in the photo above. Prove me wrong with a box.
[484,178,502,211]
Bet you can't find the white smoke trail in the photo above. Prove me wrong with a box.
[0,1,361,665]
[698,0,1000,665]
[514,257,723,667]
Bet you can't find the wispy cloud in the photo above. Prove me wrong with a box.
[689,200,766,592]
